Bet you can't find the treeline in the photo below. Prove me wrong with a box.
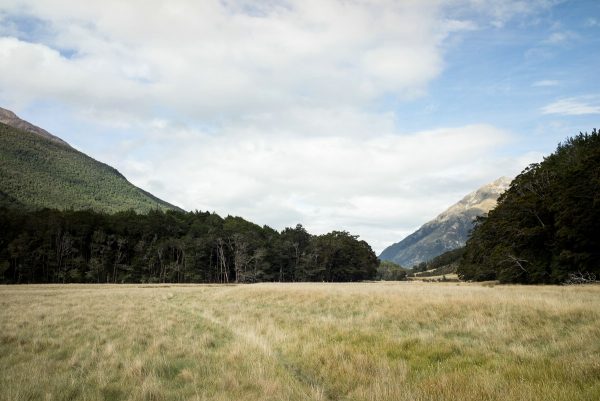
[375,260,407,281]
[406,248,464,279]
[459,129,600,284]
[410,247,465,276]
[0,208,378,284]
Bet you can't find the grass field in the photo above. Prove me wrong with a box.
[1,283,599,401]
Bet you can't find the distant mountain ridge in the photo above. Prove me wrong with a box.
[0,107,181,213]
[379,177,511,267]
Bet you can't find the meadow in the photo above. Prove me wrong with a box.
[1,282,599,401]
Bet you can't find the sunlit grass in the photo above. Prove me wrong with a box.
[1,282,599,401]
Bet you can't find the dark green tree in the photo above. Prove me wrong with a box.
[459,129,600,283]
[0,209,378,283]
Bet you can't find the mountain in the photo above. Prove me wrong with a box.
[379,177,511,267]
[0,108,181,213]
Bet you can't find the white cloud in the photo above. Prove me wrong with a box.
[0,0,556,252]
[0,0,557,119]
[541,97,600,116]
[0,0,457,117]
[0,37,153,112]
[102,121,527,253]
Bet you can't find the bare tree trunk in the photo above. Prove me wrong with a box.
[217,239,228,283]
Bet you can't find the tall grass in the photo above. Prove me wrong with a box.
[1,282,599,400]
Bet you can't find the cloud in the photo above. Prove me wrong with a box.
[0,0,557,252]
[448,0,564,28]
[0,0,459,118]
[543,30,577,45]
[541,97,600,116]
[532,80,560,87]
[0,0,559,121]
[585,18,599,27]
[0,37,151,112]
[103,121,527,253]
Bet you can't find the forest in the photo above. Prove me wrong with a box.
[0,207,378,284]
[459,129,600,284]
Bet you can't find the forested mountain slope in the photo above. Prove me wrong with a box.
[0,111,180,214]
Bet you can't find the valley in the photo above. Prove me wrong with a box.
[1,2,599,400]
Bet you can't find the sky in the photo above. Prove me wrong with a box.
[0,0,599,253]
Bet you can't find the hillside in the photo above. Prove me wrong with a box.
[0,109,180,214]
[459,130,600,283]
[379,177,510,267]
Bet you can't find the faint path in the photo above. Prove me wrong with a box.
[167,292,334,401]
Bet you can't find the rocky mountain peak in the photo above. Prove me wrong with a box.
[435,176,511,223]
[379,177,512,267]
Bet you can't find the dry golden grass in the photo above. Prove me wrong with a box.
[1,282,599,401]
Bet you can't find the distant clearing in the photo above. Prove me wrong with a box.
[409,273,460,281]
[1,283,599,401]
